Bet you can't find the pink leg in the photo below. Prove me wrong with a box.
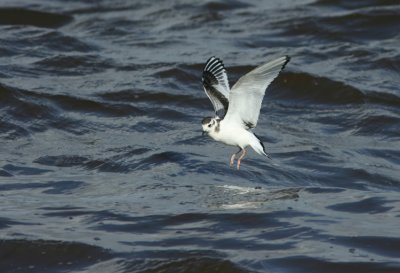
[230,148,242,167]
[230,154,236,167]
[236,148,247,170]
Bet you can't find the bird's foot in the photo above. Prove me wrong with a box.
[230,153,236,167]
[236,149,247,170]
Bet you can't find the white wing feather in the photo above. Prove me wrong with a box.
[224,56,290,129]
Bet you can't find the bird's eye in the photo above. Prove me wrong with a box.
[208,124,211,128]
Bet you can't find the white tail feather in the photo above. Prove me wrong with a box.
[249,134,268,157]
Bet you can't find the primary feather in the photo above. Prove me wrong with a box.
[224,56,290,129]
[202,57,230,118]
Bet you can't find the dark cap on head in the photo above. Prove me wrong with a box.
[201,117,212,125]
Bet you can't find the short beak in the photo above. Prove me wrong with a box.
[202,131,206,136]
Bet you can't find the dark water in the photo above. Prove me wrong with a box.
[1,0,400,272]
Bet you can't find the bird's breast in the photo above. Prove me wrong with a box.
[210,122,251,148]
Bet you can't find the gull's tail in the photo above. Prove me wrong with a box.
[250,133,271,159]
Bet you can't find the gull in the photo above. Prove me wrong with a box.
[201,55,290,170]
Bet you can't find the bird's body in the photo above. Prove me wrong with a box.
[206,119,264,153]
[201,55,290,169]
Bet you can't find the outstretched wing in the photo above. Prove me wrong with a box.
[202,57,230,118]
[224,56,290,129]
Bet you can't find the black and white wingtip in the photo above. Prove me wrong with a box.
[282,55,290,70]
[204,56,226,74]
[202,57,227,86]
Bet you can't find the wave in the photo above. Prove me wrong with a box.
[32,31,97,53]
[0,8,72,28]
[97,89,196,105]
[327,196,393,214]
[0,83,144,138]
[0,179,85,195]
[268,255,400,273]
[33,150,200,174]
[280,6,400,41]
[33,54,112,75]
[97,89,205,117]
[201,0,251,11]
[0,239,112,272]
[116,256,252,273]
[272,72,400,106]
[312,0,400,9]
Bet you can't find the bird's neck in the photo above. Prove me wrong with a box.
[208,119,221,140]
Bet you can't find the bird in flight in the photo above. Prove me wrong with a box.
[201,55,290,170]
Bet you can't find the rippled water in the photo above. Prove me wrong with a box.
[1,0,400,272]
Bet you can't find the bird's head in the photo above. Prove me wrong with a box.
[201,117,219,136]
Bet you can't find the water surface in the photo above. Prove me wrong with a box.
[0,0,400,272]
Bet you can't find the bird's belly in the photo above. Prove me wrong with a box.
[212,127,250,148]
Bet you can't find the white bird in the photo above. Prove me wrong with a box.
[201,55,290,170]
